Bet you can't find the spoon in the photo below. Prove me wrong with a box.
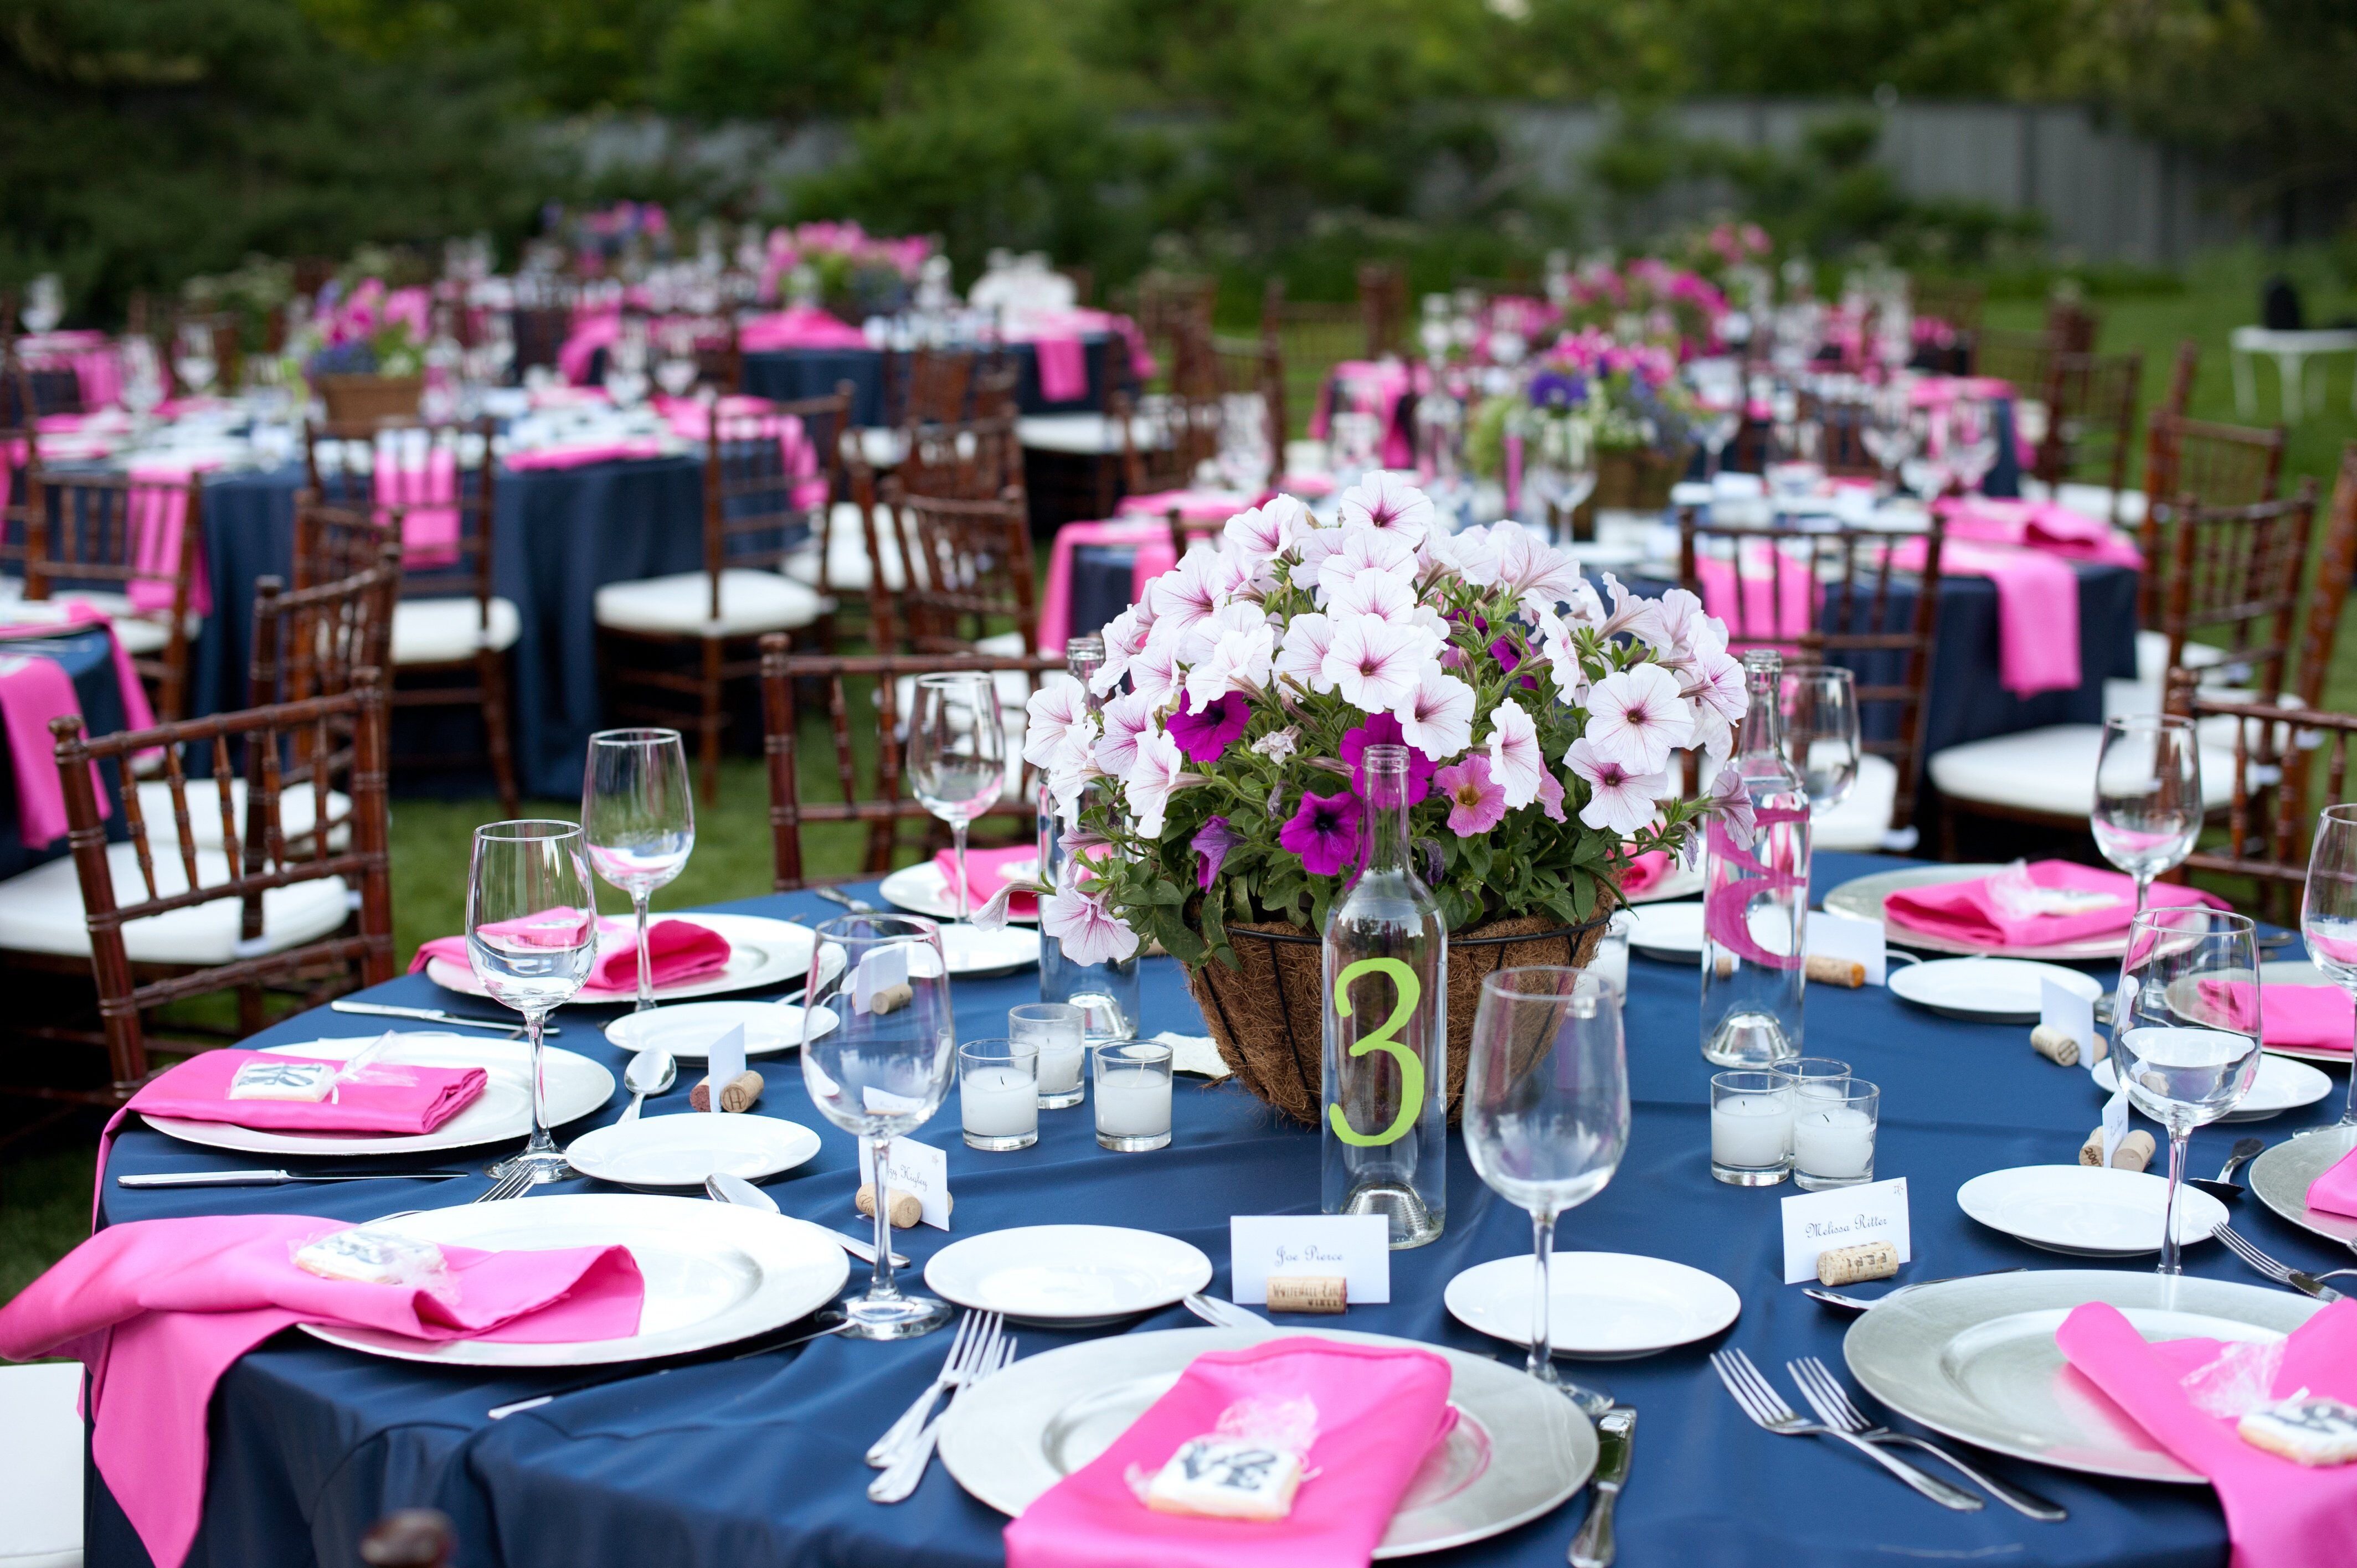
[2188,1136,2266,1203]
[616,1048,676,1126]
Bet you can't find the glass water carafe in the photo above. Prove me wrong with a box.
[1038,636,1139,1044]
[1701,649,1812,1066]
[1322,744,1447,1248]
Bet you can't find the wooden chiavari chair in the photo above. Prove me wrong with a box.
[2033,348,2144,526]
[1208,329,1286,492]
[2158,339,2200,425]
[510,303,575,379]
[2138,414,2288,630]
[20,467,205,720]
[1793,389,1885,481]
[883,484,1039,655]
[898,415,1025,502]
[758,638,1063,890]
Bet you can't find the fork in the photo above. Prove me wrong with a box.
[869,1334,1016,1503]
[1709,1349,1982,1510]
[1788,1356,2067,1520]
[864,1311,1003,1467]
[2213,1223,2353,1301]
[471,1168,535,1204]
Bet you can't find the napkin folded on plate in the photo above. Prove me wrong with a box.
[124,1047,487,1134]
[1619,849,1674,899]
[2306,1142,2357,1219]
[936,844,1039,918]
[410,916,733,997]
[2260,984,2354,1054]
[0,1214,644,1568]
[2056,1299,2357,1568]
[1882,860,2225,950]
[1004,1337,1457,1568]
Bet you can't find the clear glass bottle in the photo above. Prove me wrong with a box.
[1038,636,1140,1044]
[1322,744,1447,1249]
[1701,649,1813,1066]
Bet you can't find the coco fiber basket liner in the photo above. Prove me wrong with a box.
[1183,903,1614,1126]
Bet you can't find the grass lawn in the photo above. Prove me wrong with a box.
[6,247,2356,1301]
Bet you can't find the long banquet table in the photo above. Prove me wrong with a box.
[90,850,2343,1568]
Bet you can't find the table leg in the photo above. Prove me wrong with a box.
[2273,350,2309,421]
[2232,348,2256,420]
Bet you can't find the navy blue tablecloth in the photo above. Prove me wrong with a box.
[0,626,132,879]
[89,851,2345,1568]
[742,337,1131,428]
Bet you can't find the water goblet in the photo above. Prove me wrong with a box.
[908,673,1006,923]
[1779,665,1860,814]
[581,729,696,1012]
[2301,803,2357,1128]
[469,821,600,1183]
[2093,714,2203,927]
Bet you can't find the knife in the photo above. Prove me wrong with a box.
[1570,1406,1634,1567]
[119,1169,470,1188]
[330,1000,559,1036]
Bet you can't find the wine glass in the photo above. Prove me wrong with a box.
[2301,803,2357,1127]
[173,323,217,399]
[2093,715,2204,928]
[22,274,64,336]
[581,729,695,1013]
[1461,966,1630,1417]
[907,673,1006,923]
[801,914,956,1339]
[120,337,164,425]
[1779,664,1860,814]
[1945,396,2000,496]
[469,821,600,1183]
[2113,906,2261,1275]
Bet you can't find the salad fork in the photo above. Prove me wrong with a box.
[1787,1356,2066,1520]
[1709,1349,1980,1510]
[865,1311,1003,1466]
[2213,1223,2353,1301]
[869,1335,1017,1503]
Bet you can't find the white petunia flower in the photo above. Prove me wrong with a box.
[1093,602,1155,694]
[1123,728,1188,838]
[1022,680,1088,770]
[1563,737,1670,835]
[1313,525,1417,604]
[1225,495,1310,559]
[1327,564,1417,625]
[1183,605,1277,713]
[1250,726,1300,761]
[1125,625,1186,709]
[1392,666,1477,760]
[1484,697,1546,809]
[1041,881,1141,967]
[1274,611,1339,694]
[1144,549,1227,644]
[1582,663,1695,776]
[1322,612,1428,714]
[1094,690,1156,777]
[1487,524,1591,618]
[1337,472,1435,547]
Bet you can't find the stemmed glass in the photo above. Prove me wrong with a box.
[173,323,216,399]
[801,914,956,1339]
[2301,803,2357,1128]
[907,673,1006,923]
[120,338,165,426]
[1461,967,1630,1417]
[1779,665,1861,815]
[2093,715,2204,928]
[582,729,696,1013]
[1944,396,2000,497]
[469,821,600,1183]
[21,274,64,336]
[2112,907,2262,1275]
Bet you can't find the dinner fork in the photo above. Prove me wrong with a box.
[864,1311,1003,1466]
[2213,1222,2354,1301]
[868,1334,1017,1503]
[471,1167,535,1204]
[1787,1356,2067,1520]
[1709,1349,1982,1510]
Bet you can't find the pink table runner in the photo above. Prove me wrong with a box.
[738,306,873,352]
[1309,362,1416,470]
[1888,534,2081,697]
[1935,496,2144,570]
[1035,517,1173,656]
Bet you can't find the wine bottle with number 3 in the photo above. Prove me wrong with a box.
[1322,744,1447,1248]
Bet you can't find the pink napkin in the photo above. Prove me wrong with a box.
[504,439,665,471]
[1935,496,2144,570]
[1908,375,2014,408]
[2056,1300,2357,1568]
[935,845,1038,919]
[374,445,461,570]
[1116,491,1253,524]
[1693,550,1814,651]
[32,601,161,734]
[2260,984,2355,1054]
[0,1214,644,1568]
[126,463,218,618]
[1032,336,1089,403]
[1308,362,1416,470]
[1035,516,1171,656]
[737,306,872,352]
[2308,1143,2357,1219]
[409,915,732,998]
[1889,534,2080,697]
[0,649,100,845]
[1883,860,2226,949]
[556,313,620,385]
[1003,1337,1458,1568]
[123,1047,486,1134]
[1619,850,1672,899]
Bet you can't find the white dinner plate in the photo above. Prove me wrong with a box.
[1443,1252,1740,1360]
[2092,1051,2332,1121]
[879,861,1041,924]
[1888,958,2104,1023]
[939,923,1042,977]
[1623,901,1706,961]
[425,914,815,1006]
[1623,862,1704,905]
[564,1113,823,1188]
[1956,1164,2226,1256]
[923,1224,1212,1324]
[299,1193,849,1366]
[139,1034,614,1158]
[603,999,838,1059]
[1824,864,2130,962]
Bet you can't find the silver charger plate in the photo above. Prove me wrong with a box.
[1845,1269,2325,1483]
[299,1193,850,1366]
[937,1326,1594,1557]
[1823,864,2130,962]
[879,860,1042,924]
[426,913,815,1005]
[2248,1124,2357,1247]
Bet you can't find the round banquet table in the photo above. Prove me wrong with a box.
[741,335,1135,428]
[91,850,2341,1568]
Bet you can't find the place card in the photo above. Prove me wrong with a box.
[1806,907,1887,986]
[852,943,908,1014]
[705,1025,746,1113]
[1780,1176,1911,1285]
[2041,980,2098,1074]
[1228,1215,1390,1306]
[2099,1081,2131,1168]
[858,1136,951,1230]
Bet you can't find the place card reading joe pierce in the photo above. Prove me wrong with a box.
[1780,1177,1911,1284]
[1228,1215,1390,1306]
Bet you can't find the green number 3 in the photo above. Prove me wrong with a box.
[1327,957,1425,1147]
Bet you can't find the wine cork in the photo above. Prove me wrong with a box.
[1815,1241,1899,1286]
[2030,1025,2080,1066]
[689,1069,763,1113]
[869,982,913,1015]
[2078,1128,2157,1172]
[1265,1276,1347,1313]
[1804,955,1866,988]
[1713,955,1735,979]
[856,1182,951,1229]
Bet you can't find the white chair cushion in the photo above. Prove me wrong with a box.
[2050,482,2147,529]
[133,780,352,850]
[1810,754,1901,852]
[594,570,828,638]
[2133,630,2237,686]
[789,503,913,594]
[1928,723,2240,818]
[0,1363,83,1568]
[6,594,199,656]
[1015,413,1160,456]
[0,840,351,965]
[392,596,520,664]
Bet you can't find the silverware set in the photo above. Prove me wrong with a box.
[472,1167,541,1204]
[2212,1221,2354,1301]
[2186,1137,2266,1203]
[329,999,564,1036]
[868,1309,1017,1503]
[1784,1356,2066,1520]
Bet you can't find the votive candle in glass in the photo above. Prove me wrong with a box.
[1093,1040,1173,1152]
[1011,1002,1087,1109]
[1792,1077,1878,1190]
[1710,1070,1792,1186]
[959,1038,1039,1151]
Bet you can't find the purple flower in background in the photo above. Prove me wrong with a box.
[1339,712,1434,803]
[1192,816,1237,889]
[1166,692,1251,764]
[1529,370,1586,410]
[1278,790,1364,877]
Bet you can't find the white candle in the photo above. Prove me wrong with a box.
[1711,1094,1793,1169]
[961,1066,1039,1139]
[1591,937,1629,997]
[1792,1105,1875,1179]
[1095,1067,1172,1138]
[1037,1043,1085,1095]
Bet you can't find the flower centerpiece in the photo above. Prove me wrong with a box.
[301,277,433,421]
[1008,476,1753,1122]
[760,221,934,322]
[1464,329,1697,522]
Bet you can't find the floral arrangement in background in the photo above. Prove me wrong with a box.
[1463,328,1698,481]
[761,220,934,319]
[300,278,431,379]
[1007,477,1752,970]
[1680,220,1774,281]
[1557,256,1730,358]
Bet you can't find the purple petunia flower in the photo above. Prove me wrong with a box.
[1192,816,1237,890]
[1165,692,1252,764]
[1278,790,1363,878]
[1339,713,1435,803]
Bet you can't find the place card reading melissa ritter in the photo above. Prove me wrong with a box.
[1780,1177,1911,1284]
